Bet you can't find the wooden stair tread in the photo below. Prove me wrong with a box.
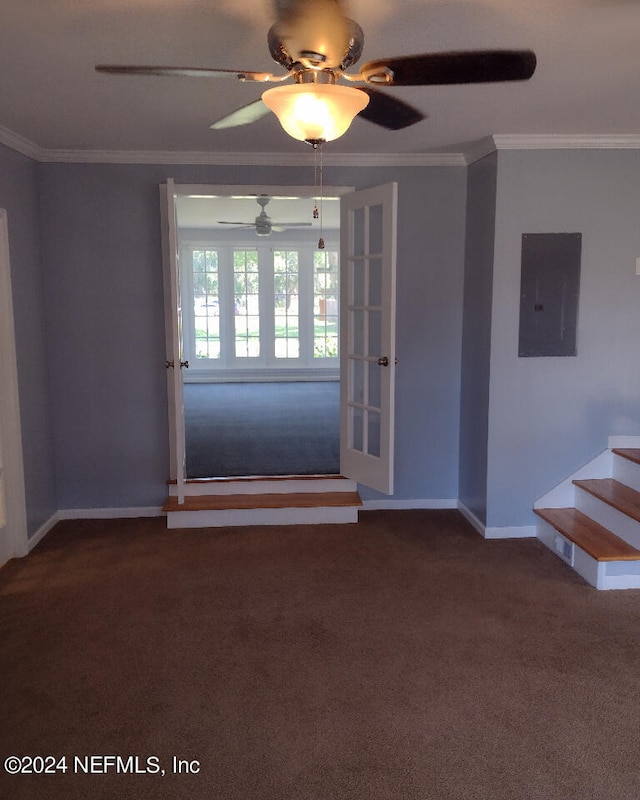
[167,474,348,486]
[573,478,640,524]
[612,448,640,466]
[163,491,363,513]
[535,507,640,562]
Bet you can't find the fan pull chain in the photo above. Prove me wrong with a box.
[312,141,325,249]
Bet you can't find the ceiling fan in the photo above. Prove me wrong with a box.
[217,195,313,237]
[95,0,536,141]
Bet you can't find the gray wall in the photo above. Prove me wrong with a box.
[38,162,467,510]
[459,153,497,525]
[0,143,57,534]
[486,149,640,528]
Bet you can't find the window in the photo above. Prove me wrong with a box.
[234,249,260,358]
[193,249,220,360]
[274,250,300,359]
[180,240,339,375]
[314,249,339,359]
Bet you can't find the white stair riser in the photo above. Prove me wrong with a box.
[574,487,640,550]
[166,505,359,529]
[537,518,640,590]
[169,477,357,497]
[537,518,600,588]
[613,455,640,493]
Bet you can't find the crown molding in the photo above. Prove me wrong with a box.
[492,134,640,151]
[37,148,466,167]
[0,125,42,160]
[0,124,464,166]
[4,124,640,168]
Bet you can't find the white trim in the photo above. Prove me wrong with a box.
[41,149,467,167]
[0,126,465,166]
[0,126,42,160]
[457,502,486,535]
[362,498,456,511]
[457,501,536,539]
[58,506,164,520]
[463,137,498,165]
[493,134,640,151]
[483,525,536,540]
[26,512,61,552]
[3,123,640,167]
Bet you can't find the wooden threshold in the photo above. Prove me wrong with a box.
[535,507,640,562]
[163,491,363,513]
[573,478,640,524]
[167,474,347,486]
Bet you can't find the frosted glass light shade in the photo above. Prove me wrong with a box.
[262,83,369,142]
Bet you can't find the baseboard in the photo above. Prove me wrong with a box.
[27,511,61,552]
[58,506,164,520]
[483,525,537,540]
[457,502,536,539]
[361,499,457,511]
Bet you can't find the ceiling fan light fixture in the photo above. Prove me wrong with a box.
[262,83,369,143]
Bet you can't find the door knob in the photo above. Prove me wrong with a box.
[377,356,389,367]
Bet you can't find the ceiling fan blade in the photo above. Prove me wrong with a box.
[357,88,426,130]
[217,222,255,227]
[95,65,277,82]
[210,100,271,130]
[275,222,314,227]
[359,50,536,86]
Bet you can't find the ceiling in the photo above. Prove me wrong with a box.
[1,0,639,158]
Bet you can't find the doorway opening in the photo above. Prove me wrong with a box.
[175,191,341,479]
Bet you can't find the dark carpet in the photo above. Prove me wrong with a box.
[2,510,640,799]
[184,381,340,478]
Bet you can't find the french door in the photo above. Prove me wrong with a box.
[162,182,398,497]
[340,183,397,494]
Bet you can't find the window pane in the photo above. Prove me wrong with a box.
[192,249,220,360]
[367,411,381,457]
[369,258,382,307]
[369,204,383,254]
[351,406,364,452]
[274,250,299,359]
[234,249,260,358]
[313,249,339,359]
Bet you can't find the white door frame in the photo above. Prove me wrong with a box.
[162,183,352,490]
[0,208,28,564]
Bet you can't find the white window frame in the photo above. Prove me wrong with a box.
[180,237,340,381]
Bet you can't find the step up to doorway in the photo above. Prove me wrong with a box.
[163,476,362,529]
[535,443,640,589]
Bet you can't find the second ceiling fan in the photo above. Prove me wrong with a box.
[217,196,313,237]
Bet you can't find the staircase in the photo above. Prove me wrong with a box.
[163,475,362,529]
[535,441,640,589]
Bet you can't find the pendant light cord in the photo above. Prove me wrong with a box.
[313,141,325,249]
